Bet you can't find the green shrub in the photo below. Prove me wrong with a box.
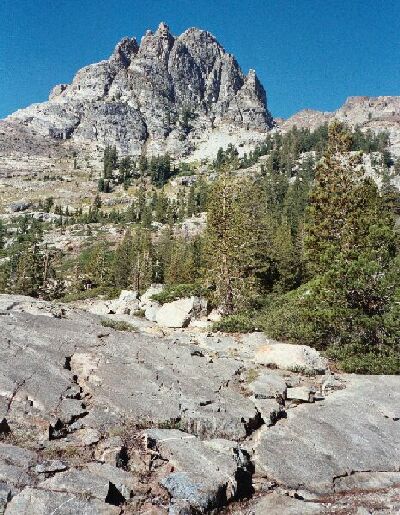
[213,313,255,333]
[255,284,317,345]
[151,283,207,304]
[256,278,400,374]
[61,286,120,303]
[100,319,136,332]
[326,344,400,375]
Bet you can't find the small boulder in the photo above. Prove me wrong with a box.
[286,386,316,403]
[9,201,31,213]
[207,308,222,323]
[118,290,138,302]
[249,373,287,400]
[255,342,328,374]
[139,284,164,308]
[156,297,207,328]
[144,302,161,322]
[35,460,68,474]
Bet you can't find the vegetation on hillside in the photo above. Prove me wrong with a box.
[0,123,398,373]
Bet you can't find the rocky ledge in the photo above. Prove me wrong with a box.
[0,294,399,514]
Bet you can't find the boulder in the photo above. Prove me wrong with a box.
[251,398,285,426]
[118,290,138,302]
[286,385,316,403]
[155,296,207,328]
[249,372,287,400]
[207,308,222,323]
[145,429,252,511]
[139,284,164,308]
[189,319,211,329]
[255,342,328,374]
[108,298,139,315]
[8,201,31,213]
[144,302,161,322]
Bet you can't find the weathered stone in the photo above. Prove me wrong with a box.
[8,201,31,213]
[207,309,222,323]
[188,319,211,330]
[255,342,328,374]
[0,296,258,440]
[145,429,252,511]
[34,460,68,474]
[108,290,140,315]
[144,302,161,322]
[85,462,136,500]
[39,468,112,501]
[94,436,125,466]
[0,482,11,513]
[248,493,322,514]
[5,488,120,514]
[334,471,400,493]
[71,428,101,446]
[248,373,287,400]
[286,385,316,403]
[0,444,36,494]
[119,290,138,302]
[253,375,400,498]
[140,284,164,308]
[156,296,207,328]
[251,398,285,426]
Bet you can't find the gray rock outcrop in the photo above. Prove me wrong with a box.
[6,23,273,158]
[0,295,399,514]
[155,296,207,328]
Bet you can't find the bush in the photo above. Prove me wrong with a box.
[326,344,400,375]
[212,313,255,333]
[256,278,400,374]
[151,283,207,304]
[255,285,317,345]
[61,286,120,303]
[100,319,137,332]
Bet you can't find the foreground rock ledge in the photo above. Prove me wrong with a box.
[0,295,399,514]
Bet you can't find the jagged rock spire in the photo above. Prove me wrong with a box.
[8,23,274,157]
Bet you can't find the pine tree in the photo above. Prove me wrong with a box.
[205,170,272,313]
[0,220,6,250]
[130,227,153,292]
[186,185,196,217]
[303,122,399,371]
[272,218,299,292]
[113,231,134,288]
[304,121,360,277]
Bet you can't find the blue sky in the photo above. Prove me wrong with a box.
[0,0,399,119]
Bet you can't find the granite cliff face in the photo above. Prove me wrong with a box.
[7,22,273,157]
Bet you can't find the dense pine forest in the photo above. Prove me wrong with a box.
[0,122,398,373]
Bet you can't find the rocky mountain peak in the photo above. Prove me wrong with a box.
[110,37,139,67]
[6,23,273,158]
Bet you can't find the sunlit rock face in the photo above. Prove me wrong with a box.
[7,22,273,158]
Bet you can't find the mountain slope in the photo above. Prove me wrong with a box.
[6,23,273,158]
[281,96,400,156]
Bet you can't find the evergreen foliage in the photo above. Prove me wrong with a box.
[259,122,399,373]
